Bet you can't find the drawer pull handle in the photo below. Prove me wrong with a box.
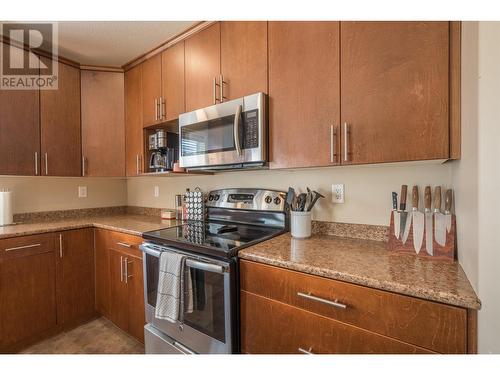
[117,242,132,248]
[5,243,41,252]
[298,347,314,355]
[297,292,347,309]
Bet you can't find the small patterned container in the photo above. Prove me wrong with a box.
[183,188,206,221]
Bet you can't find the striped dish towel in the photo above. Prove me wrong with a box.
[155,251,186,322]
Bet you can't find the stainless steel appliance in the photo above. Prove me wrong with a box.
[140,188,288,354]
[178,93,267,170]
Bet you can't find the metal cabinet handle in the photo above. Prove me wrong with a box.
[233,104,242,157]
[161,97,166,119]
[59,234,63,258]
[219,74,227,103]
[44,153,48,175]
[297,292,347,309]
[213,77,218,104]
[136,154,140,175]
[343,122,350,162]
[5,243,41,252]
[120,255,123,282]
[34,152,38,175]
[117,242,132,248]
[154,98,158,121]
[82,156,86,177]
[298,347,314,355]
[124,257,129,284]
[330,125,337,163]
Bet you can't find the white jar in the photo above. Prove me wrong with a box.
[290,211,312,239]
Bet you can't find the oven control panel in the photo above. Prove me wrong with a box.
[206,188,287,212]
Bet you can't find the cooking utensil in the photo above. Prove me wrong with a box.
[297,193,307,211]
[306,187,313,211]
[392,192,400,238]
[409,186,424,253]
[306,190,325,211]
[424,186,433,256]
[445,189,453,233]
[434,186,446,246]
[286,187,296,208]
[399,185,409,242]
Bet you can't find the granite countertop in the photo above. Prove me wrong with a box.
[238,233,481,310]
[0,214,180,239]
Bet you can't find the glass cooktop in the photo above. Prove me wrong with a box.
[142,221,284,258]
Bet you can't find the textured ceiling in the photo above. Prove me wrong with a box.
[53,21,197,66]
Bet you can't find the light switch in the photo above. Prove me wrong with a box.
[78,186,87,198]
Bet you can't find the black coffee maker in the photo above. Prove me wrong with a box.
[148,129,178,172]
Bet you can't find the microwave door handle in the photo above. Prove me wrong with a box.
[185,258,226,274]
[233,104,242,156]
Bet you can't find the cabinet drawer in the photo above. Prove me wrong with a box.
[0,233,54,260]
[241,291,432,354]
[106,231,142,257]
[240,260,467,353]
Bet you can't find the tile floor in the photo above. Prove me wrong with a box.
[20,317,144,354]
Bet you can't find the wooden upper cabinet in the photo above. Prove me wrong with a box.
[185,23,221,111]
[340,22,450,164]
[269,22,340,169]
[220,21,268,100]
[81,70,125,177]
[125,64,144,176]
[40,60,82,176]
[0,43,40,176]
[161,41,185,121]
[142,53,162,127]
[55,228,95,328]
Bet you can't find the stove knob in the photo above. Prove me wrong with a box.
[214,194,220,201]
[274,197,282,205]
[265,195,272,204]
[208,195,214,201]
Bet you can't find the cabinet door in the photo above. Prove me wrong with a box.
[40,61,81,176]
[94,229,111,316]
[0,236,57,352]
[340,22,449,164]
[142,54,162,127]
[0,43,40,176]
[268,22,340,169]
[221,21,268,100]
[125,65,144,176]
[81,70,125,176]
[126,253,145,343]
[161,41,185,121]
[185,23,221,111]
[108,248,129,332]
[56,228,96,328]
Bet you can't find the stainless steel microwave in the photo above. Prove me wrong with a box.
[178,92,267,170]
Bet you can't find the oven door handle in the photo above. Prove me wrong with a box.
[139,244,162,258]
[233,104,242,156]
[185,258,227,274]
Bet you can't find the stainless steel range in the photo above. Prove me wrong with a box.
[140,188,288,354]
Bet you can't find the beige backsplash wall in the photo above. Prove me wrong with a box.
[127,161,453,226]
[0,176,127,213]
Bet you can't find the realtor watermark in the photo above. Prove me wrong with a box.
[1,22,58,90]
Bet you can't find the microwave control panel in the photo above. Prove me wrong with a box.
[242,109,259,149]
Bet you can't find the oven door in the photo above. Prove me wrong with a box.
[179,92,266,169]
[141,243,232,354]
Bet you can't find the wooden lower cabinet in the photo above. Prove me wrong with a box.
[95,229,145,343]
[55,229,96,328]
[241,292,431,354]
[240,260,474,354]
[0,234,57,352]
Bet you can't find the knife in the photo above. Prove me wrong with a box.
[399,185,408,242]
[434,186,446,246]
[424,186,433,256]
[445,189,453,233]
[409,186,424,254]
[392,192,400,238]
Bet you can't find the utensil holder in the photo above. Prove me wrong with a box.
[290,211,312,239]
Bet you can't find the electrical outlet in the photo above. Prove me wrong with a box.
[154,186,160,198]
[332,184,344,203]
[78,186,87,198]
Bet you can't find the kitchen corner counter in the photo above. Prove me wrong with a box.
[0,214,180,240]
[238,233,481,310]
